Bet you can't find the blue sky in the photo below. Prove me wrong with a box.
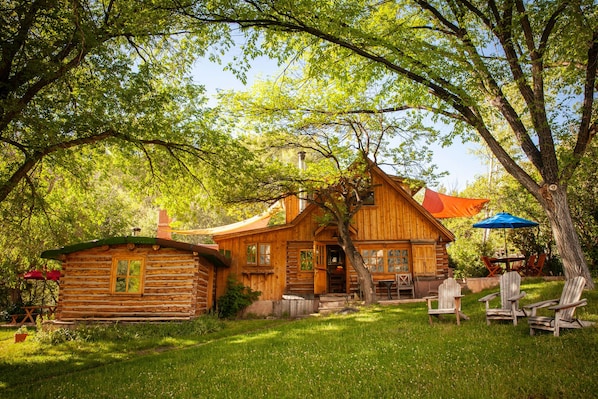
[191,55,486,192]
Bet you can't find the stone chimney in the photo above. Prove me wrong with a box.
[157,209,172,239]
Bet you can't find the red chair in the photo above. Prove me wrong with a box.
[521,254,537,276]
[530,253,546,276]
[482,256,502,277]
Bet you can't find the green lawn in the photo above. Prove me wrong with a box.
[1,278,597,398]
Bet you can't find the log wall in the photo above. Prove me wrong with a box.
[56,245,213,321]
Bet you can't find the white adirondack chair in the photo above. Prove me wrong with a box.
[525,276,594,336]
[478,271,527,326]
[425,277,468,325]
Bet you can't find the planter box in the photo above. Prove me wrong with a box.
[14,333,28,343]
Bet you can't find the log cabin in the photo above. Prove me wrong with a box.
[40,237,229,321]
[202,163,455,315]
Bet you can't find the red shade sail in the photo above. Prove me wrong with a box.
[422,188,489,219]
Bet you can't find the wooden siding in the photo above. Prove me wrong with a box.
[352,174,441,241]
[215,229,287,301]
[285,241,315,297]
[56,245,213,321]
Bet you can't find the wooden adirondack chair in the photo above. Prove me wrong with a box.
[529,253,546,276]
[525,276,594,336]
[425,277,468,325]
[395,273,415,299]
[482,256,502,277]
[478,271,527,326]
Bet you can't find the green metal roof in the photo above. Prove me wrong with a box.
[41,236,230,268]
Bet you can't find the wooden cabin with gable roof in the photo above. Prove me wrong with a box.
[210,163,455,312]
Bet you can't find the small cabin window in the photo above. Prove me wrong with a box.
[387,249,409,272]
[362,249,384,273]
[300,249,314,271]
[362,190,375,205]
[246,244,257,264]
[246,243,271,266]
[111,257,145,294]
[259,243,271,266]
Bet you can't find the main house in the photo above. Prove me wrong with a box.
[202,162,455,315]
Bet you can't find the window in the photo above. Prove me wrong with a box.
[111,257,144,294]
[361,247,410,273]
[259,243,271,266]
[246,243,271,266]
[300,249,314,271]
[388,249,409,272]
[362,249,384,273]
[362,190,375,205]
[247,244,257,264]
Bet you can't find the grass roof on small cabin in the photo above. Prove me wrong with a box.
[41,236,230,268]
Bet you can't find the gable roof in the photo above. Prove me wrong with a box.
[41,236,230,268]
[368,162,455,241]
[210,160,454,242]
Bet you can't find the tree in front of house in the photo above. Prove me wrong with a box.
[214,78,441,304]
[181,0,598,288]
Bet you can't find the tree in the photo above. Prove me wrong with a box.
[0,0,239,209]
[182,0,597,288]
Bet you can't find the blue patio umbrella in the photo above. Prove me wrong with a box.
[473,212,539,257]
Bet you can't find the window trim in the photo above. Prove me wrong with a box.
[110,256,145,295]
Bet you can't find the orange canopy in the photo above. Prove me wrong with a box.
[422,188,489,219]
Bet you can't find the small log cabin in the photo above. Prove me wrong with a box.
[41,237,229,322]
[209,163,455,313]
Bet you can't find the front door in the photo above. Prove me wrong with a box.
[327,245,346,293]
[313,242,327,295]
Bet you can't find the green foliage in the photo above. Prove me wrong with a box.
[217,276,261,318]
[567,138,598,276]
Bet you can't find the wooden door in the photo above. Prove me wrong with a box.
[313,242,327,294]
[412,244,437,275]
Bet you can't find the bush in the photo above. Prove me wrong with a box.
[217,276,261,319]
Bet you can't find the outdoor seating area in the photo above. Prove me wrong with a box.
[9,305,57,326]
[481,253,547,277]
[424,275,593,336]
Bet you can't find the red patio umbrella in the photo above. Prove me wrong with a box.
[22,269,60,281]
[23,270,44,280]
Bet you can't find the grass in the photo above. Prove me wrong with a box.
[1,279,597,398]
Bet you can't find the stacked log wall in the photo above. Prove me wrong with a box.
[57,245,211,321]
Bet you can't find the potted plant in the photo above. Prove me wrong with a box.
[14,326,28,343]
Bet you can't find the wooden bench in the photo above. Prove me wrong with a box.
[10,314,27,325]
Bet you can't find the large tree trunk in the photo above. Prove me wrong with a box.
[336,221,377,304]
[540,186,595,289]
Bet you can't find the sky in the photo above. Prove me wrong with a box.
[191,54,487,192]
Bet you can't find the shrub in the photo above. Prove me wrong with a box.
[217,276,261,319]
